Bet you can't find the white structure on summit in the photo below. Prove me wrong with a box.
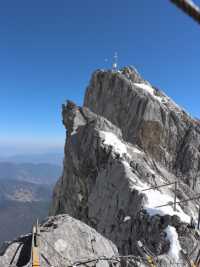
[112,52,118,72]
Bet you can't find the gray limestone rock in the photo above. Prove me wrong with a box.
[0,215,118,267]
[3,66,200,266]
[84,67,200,190]
[50,67,200,264]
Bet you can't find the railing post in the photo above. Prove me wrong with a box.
[198,205,200,230]
[32,220,40,267]
[174,181,177,211]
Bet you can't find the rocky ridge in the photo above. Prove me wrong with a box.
[1,66,200,266]
[0,215,118,267]
[50,66,200,264]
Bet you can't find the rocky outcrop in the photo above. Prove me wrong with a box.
[84,66,200,189]
[50,66,200,264]
[2,66,199,266]
[0,215,118,267]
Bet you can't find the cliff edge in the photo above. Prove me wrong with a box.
[50,66,200,264]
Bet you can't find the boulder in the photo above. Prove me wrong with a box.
[0,214,118,267]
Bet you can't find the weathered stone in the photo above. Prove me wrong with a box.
[0,215,118,267]
[3,66,200,266]
[84,67,200,189]
[50,67,200,264]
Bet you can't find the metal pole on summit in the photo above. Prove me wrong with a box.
[112,52,118,72]
[197,205,200,229]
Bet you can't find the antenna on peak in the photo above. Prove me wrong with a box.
[112,52,118,72]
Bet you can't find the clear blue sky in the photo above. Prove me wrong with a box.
[0,0,200,156]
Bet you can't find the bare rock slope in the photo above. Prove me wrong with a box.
[1,66,200,266]
[0,215,118,267]
[50,66,200,264]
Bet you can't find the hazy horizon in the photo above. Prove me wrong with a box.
[0,143,64,158]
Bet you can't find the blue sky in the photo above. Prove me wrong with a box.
[0,0,200,155]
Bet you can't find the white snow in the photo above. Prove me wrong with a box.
[136,184,190,224]
[100,131,142,158]
[165,226,181,261]
[134,82,193,120]
[99,131,128,156]
[134,83,155,96]
[123,216,131,222]
[131,147,142,154]
[122,160,190,224]
[100,131,191,238]
[121,162,188,262]
[122,160,191,223]
[142,187,190,223]
[134,83,164,103]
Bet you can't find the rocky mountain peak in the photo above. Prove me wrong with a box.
[62,100,85,134]
[51,66,200,261]
[1,66,200,266]
[120,65,147,84]
[84,67,200,189]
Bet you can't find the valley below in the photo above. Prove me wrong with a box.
[0,159,62,245]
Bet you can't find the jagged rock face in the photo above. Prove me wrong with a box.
[50,67,200,262]
[84,67,200,189]
[3,67,200,266]
[50,105,195,256]
[51,104,170,254]
[0,215,118,267]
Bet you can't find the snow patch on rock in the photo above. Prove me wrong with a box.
[134,83,168,105]
[133,82,191,118]
[165,226,181,261]
[144,188,190,223]
[123,216,131,222]
[134,83,155,96]
[122,162,190,223]
[100,131,127,156]
[99,131,142,158]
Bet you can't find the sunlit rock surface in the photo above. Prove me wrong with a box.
[50,67,200,264]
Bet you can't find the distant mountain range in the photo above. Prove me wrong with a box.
[0,179,52,202]
[0,162,62,184]
[0,178,53,245]
[0,155,62,245]
[0,200,50,245]
[0,152,64,165]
